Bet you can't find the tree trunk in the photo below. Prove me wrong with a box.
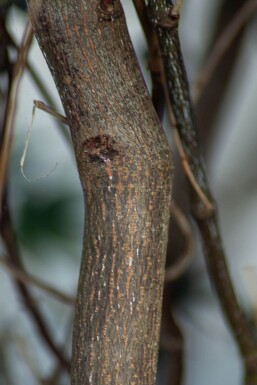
[26,1,173,384]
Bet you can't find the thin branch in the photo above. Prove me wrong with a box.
[19,99,70,182]
[0,13,72,378]
[19,100,69,182]
[161,284,184,385]
[34,100,68,124]
[20,104,59,182]
[28,101,69,159]
[12,332,45,383]
[145,0,257,382]
[0,196,71,372]
[0,20,33,216]
[192,0,257,102]
[165,202,193,282]
[133,0,214,214]
[0,257,75,306]
[170,111,214,215]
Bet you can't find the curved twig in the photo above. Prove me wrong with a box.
[0,257,74,306]
[165,202,192,282]
[0,196,71,371]
[6,29,71,145]
[33,100,68,124]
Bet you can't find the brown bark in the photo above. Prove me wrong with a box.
[26,1,173,385]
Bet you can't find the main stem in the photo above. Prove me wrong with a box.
[26,1,173,384]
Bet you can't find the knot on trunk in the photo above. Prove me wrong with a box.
[82,135,119,163]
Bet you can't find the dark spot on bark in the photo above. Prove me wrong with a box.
[82,135,119,163]
[98,0,121,22]
[37,10,50,30]
[55,35,67,46]
[70,66,80,76]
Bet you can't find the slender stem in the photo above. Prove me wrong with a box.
[33,100,68,124]
[171,118,214,214]
[0,196,71,371]
[165,203,192,282]
[5,28,71,146]
[0,257,74,306]
[133,0,214,214]
[0,20,33,216]
[192,0,257,102]
[28,67,71,144]
[145,0,257,382]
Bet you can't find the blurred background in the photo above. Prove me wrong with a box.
[0,0,257,384]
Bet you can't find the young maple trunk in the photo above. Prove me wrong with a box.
[26,1,173,384]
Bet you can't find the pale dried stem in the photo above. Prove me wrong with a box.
[34,100,68,125]
[192,0,257,102]
[7,28,70,144]
[20,100,69,182]
[0,20,33,216]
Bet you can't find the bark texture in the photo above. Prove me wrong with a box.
[26,1,173,384]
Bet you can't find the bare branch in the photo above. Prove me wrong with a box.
[7,27,71,145]
[0,197,71,372]
[0,257,74,306]
[192,0,257,101]
[0,20,33,215]
[34,100,68,125]
[145,0,257,381]
[165,202,193,282]
[170,115,214,214]
[133,0,214,214]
